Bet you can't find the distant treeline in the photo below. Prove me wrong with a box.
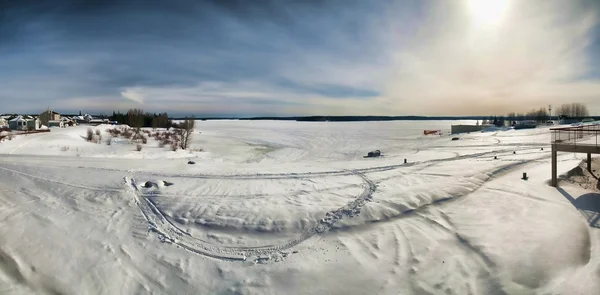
[89,103,591,125]
[110,109,173,128]
[479,103,592,127]
[240,116,491,122]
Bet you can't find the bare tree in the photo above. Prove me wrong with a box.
[152,116,158,130]
[127,108,144,130]
[179,116,195,150]
[556,104,571,117]
[556,103,589,119]
[572,103,589,119]
[86,128,94,142]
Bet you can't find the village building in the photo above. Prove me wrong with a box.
[8,115,40,131]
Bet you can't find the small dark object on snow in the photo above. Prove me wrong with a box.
[494,156,497,160]
[188,160,196,165]
[143,182,154,188]
[163,181,174,187]
[541,148,544,151]
[522,172,528,180]
[451,137,460,141]
[404,158,407,164]
[365,150,381,158]
[513,151,516,154]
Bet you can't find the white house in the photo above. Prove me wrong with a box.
[73,114,93,124]
[48,120,65,128]
[61,117,75,126]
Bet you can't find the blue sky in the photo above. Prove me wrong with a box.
[1,0,600,116]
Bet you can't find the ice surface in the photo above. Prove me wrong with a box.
[0,121,598,294]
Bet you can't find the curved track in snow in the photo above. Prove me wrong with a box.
[125,170,377,261]
[126,148,553,262]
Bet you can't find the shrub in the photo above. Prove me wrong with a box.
[86,128,93,142]
[160,138,169,147]
[95,129,101,136]
[106,137,112,145]
[107,128,121,137]
[60,146,69,152]
[122,130,132,139]
[136,144,143,151]
[171,144,178,151]
[141,136,148,144]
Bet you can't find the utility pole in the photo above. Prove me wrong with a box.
[549,105,552,122]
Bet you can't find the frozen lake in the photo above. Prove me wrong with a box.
[0,120,598,294]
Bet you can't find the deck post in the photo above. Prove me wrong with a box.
[551,147,558,187]
[588,153,592,172]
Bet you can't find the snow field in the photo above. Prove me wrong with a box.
[0,120,598,294]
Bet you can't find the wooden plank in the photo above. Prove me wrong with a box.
[553,144,600,154]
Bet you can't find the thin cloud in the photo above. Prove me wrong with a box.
[120,89,145,104]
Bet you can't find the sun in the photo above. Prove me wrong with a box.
[467,0,510,26]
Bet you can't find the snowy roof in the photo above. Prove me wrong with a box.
[9,115,34,122]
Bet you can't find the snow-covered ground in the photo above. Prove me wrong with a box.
[0,120,598,295]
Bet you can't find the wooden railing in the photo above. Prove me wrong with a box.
[551,124,600,148]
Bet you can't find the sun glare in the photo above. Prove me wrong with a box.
[468,0,510,26]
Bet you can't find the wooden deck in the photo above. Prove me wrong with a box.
[551,124,600,187]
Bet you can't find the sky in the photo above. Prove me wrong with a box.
[1,0,600,117]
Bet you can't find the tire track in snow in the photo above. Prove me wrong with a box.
[0,164,124,193]
[330,152,555,233]
[8,133,42,155]
[414,211,497,270]
[126,171,377,262]
[127,149,554,262]
[402,212,506,295]
[127,146,532,181]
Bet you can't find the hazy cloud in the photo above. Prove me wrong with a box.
[120,89,145,104]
